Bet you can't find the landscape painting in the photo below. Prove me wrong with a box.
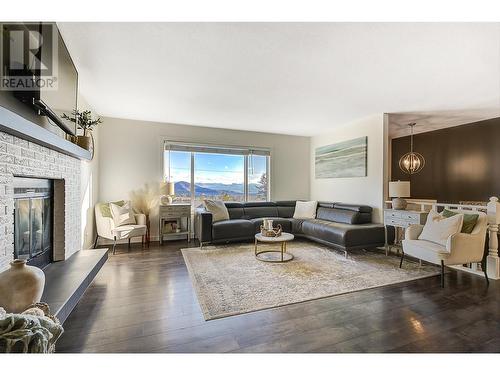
[315,136,367,178]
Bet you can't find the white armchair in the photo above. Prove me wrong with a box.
[94,201,147,254]
[402,209,488,287]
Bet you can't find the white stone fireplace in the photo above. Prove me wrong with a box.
[0,131,81,272]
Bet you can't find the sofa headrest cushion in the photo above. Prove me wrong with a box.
[243,206,279,219]
[243,201,277,207]
[274,200,297,207]
[224,202,244,209]
[333,203,372,213]
[318,202,335,208]
[316,207,372,224]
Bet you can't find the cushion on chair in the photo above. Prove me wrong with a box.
[110,202,136,227]
[402,239,449,264]
[203,199,230,223]
[418,210,463,246]
[113,225,147,240]
[441,209,479,234]
[99,200,125,218]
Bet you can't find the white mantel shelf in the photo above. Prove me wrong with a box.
[0,105,91,161]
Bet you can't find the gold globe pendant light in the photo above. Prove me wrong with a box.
[399,123,425,174]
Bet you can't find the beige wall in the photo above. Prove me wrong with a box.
[310,114,385,223]
[98,117,311,240]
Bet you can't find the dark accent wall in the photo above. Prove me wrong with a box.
[391,117,500,204]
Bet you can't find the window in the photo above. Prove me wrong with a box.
[163,142,270,206]
[194,152,245,207]
[248,154,268,201]
[168,151,191,204]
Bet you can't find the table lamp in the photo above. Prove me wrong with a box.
[160,181,175,205]
[389,181,410,210]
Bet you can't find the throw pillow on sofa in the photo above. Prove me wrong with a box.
[110,201,136,227]
[293,200,318,219]
[203,199,230,222]
[418,209,464,247]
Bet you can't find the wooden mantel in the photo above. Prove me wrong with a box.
[0,105,91,160]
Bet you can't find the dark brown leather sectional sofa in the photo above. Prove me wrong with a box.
[195,201,393,256]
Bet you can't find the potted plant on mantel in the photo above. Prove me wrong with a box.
[61,110,102,151]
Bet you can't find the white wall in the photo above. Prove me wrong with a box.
[78,94,100,249]
[98,117,310,239]
[310,114,385,223]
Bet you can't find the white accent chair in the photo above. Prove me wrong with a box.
[94,202,147,254]
[402,209,488,287]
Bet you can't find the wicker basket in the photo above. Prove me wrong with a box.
[260,224,282,237]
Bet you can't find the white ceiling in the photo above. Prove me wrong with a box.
[58,23,500,136]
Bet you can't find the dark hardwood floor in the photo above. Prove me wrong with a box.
[57,240,500,353]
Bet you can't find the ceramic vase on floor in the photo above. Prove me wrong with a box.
[0,259,45,313]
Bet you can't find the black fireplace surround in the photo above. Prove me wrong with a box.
[13,177,54,269]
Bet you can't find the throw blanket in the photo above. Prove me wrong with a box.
[0,303,64,353]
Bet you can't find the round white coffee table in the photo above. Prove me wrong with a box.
[254,232,294,263]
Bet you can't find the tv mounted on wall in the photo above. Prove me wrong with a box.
[1,22,78,135]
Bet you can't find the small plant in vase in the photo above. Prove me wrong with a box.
[61,110,102,152]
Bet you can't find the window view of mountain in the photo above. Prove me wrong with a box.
[174,180,266,202]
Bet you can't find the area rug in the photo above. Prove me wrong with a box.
[181,241,440,320]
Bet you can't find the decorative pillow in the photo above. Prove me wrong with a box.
[441,209,479,234]
[110,201,136,227]
[418,209,464,247]
[203,199,230,223]
[100,200,125,218]
[293,200,318,219]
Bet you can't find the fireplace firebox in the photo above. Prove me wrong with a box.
[13,177,54,269]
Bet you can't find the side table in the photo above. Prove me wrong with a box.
[159,203,191,244]
[383,209,428,255]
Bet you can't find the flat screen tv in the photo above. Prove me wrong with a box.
[1,22,78,135]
